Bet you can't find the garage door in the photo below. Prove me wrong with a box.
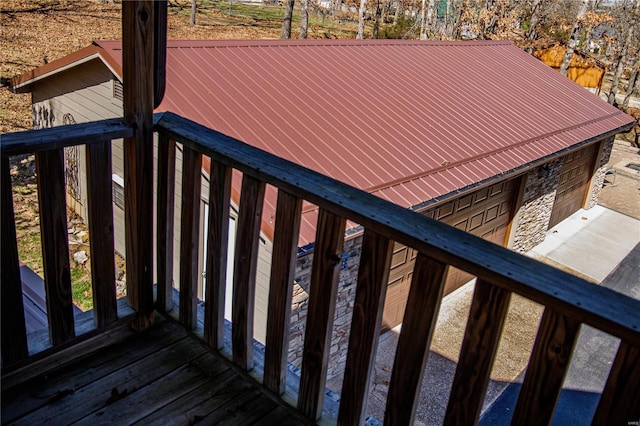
[381,179,519,332]
[548,144,598,229]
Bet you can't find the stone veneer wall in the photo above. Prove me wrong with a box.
[288,235,363,380]
[584,137,614,209]
[511,158,563,253]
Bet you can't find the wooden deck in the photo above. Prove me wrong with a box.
[1,318,313,425]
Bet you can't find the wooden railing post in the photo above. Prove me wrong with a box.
[511,308,581,425]
[85,140,117,327]
[122,0,155,327]
[445,279,511,425]
[36,149,75,345]
[298,209,346,420]
[156,133,175,313]
[338,229,394,425]
[178,147,202,330]
[264,190,303,394]
[204,161,232,350]
[232,175,266,370]
[385,254,448,425]
[1,155,29,364]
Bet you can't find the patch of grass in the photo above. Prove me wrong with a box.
[71,268,93,312]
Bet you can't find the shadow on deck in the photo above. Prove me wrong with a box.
[1,318,313,425]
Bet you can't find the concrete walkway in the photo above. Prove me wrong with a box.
[362,206,640,425]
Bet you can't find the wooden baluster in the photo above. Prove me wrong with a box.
[592,341,640,425]
[264,191,302,394]
[385,253,448,426]
[123,0,155,327]
[178,147,202,330]
[338,229,394,425]
[204,161,231,350]
[511,308,581,425]
[1,155,29,364]
[444,279,511,425]
[36,149,75,345]
[232,175,266,370]
[86,140,117,327]
[298,209,346,420]
[156,133,175,313]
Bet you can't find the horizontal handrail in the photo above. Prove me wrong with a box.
[0,118,133,156]
[155,111,640,347]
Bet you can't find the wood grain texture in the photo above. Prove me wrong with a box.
[263,191,302,394]
[156,134,175,313]
[35,149,75,345]
[122,0,155,327]
[338,230,394,425]
[0,119,132,156]
[156,112,640,348]
[511,308,581,425]
[178,147,202,330]
[85,140,118,327]
[444,279,511,425]
[385,254,448,426]
[592,341,640,425]
[232,175,266,370]
[203,160,231,350]
[298,209,346,420]
[1,155,29,364]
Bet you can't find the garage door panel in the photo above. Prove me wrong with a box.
[549,144,597,228]
[382,178,519,331]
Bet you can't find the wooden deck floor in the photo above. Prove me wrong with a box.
[1,319,313,425]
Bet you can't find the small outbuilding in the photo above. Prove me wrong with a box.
[534,45,606,94]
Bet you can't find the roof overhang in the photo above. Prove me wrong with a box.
[10,43,122,93]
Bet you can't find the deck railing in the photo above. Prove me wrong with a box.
[2,113,639,424]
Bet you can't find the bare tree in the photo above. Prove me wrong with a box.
[300,0,309,39]
[526,0,543,41]
[559,0,590,75]
[608,18,635,104]
[357,0,367,39]
[622,59,639,110]
[372,0,383,38]
[281,0,296,39]
[190,0,197,26]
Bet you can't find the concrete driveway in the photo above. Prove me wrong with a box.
[360,206,640,425]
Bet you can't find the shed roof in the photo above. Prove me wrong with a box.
[13,40,634,245]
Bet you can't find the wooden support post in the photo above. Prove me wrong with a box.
[338,229,394,425]
[179,147,202,330]
[298,209,346,420]
[385,253,448,425]
[1,155,29,364]
[264,190,303,394]
[36,149,75,345]
[156,133,175,313]
[204,161,232,350]
[445,279,512,425]
[232,175,266,370]
[123,0,155,328]
[86,140,118,327]
[511,308,581,425]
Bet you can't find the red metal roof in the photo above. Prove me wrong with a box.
[17,40,635,246]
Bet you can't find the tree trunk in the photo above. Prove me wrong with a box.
[526,0,543,45]
[190,0,197,25]
[622,61,639,110]
[281,0,295,39]
[393,1,402,26]
[300,0,309,39]
[372,0,383,38]
[559,0,590,76]
[357,0,367,39]
[608,25,634,104]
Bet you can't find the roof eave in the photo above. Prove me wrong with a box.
[10,43,123,93]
